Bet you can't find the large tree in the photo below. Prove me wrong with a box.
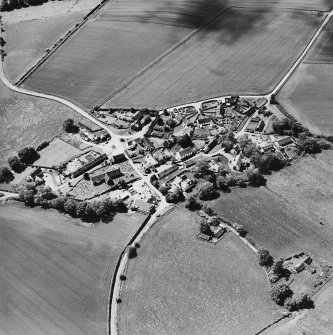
[0,166,14,183]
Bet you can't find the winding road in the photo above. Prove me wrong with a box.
[0,7,332,335]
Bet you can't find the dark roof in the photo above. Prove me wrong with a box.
[142,137,155,150]
[276,136,293,146]
[72,153,107,178]
[106,167,122,179]
[178,147,195,158]
[157,165,178,179]
[112,153,127,163]
[197,117,212,125]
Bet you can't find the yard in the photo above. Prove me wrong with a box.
[21,0,194,109]
[0,202,145,335]
[0,80,82,166]
[104,7,323,109]
[119,207,279,335]
[209,151,333,262]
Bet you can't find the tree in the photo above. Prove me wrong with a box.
[285,293,314,311]
[63,118,77,133]
[8,155,23,172]
[76,201,87,218]
[247,170,266,187]
[298,137,321,154]
[36,185,56,200]
[272,118,292,135]
[271,258,284,277]
[207,215,219,226]
[127,246,137,259]
[177,134,192,148]
[216,176,229,192]
[0,166,13,183]
[165,188,184,203]
[195,160,210,176]
[64,198,77,217]
[201,204,215,216]
[233,223,247,237]
[258,248,273,267]
[49,197,65,211]
[83,172,90,180]
[185,195,201,211]
[18,147,39,164]
[159,185,169,195]
[196,181,217,200]
[200,220,213,236]
[271,284,293,305]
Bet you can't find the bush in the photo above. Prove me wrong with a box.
[63,118,78,133]
[271,284,293,305]
[127,246,137,259]
[18,147,39,164]
[166,188,184,203]
[201,204,215,216]
[285,293,314,311]
[64,198,77,217]
[233,223,247,237]
[216,176,229,192]
[258,248,273,267]
[200,220,213,236]
[185,195,202,211]
[119,274,127,281]
[298,137,321,154]
[8,155,24,172]
[36,141,49,151]
[247,170,266,187]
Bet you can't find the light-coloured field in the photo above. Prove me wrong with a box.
[231,0,333,10]
[119,207,279,335]
[0,203,144,335]
[104,8,323,109]
[0,80,81,166]
[277,63,333,136]
[22,0,195,109]
[4,12,83,83]
[210,151,333,261]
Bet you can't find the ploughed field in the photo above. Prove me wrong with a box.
[104,7,323,109]
[0,203,144,335]
[21,0,196,109]
[119,208,278,335]
[210,151,333,262]
[277,18,333,135]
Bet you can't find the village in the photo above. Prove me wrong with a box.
[12,95,299,218]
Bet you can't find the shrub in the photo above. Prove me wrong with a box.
[200,220,213,236]
[18,147,39,164]
[119,274,126,281]
[8,155,24,172]
[63,118,78,133]
[298,137,321,154]
[185,195,202,211]
[201,204,215,216]
[127,246,137,259]
[247,170,266,187]
[258,248,273,267]
[233,223,247,237]
[0,166,13,183]
[285,293,314,311]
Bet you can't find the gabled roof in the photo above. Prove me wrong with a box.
[177,147,195,158]
[276,136,293,146]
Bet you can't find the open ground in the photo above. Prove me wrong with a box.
[119,207,279,335]
[277,17,333,135]
[210,151,333,261]
[103,7,323,109]
[0,202,145,335]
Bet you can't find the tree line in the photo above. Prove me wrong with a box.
[1,0,53,12]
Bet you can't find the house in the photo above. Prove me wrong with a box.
[230,144,241,155]
[229,154,243,171]
[203,138,217,154]
[211,226,226,238]
[142,137,155,152]
[294,261,305,273]
[92,167,122,185]
[71,153,107,178]
[180,178,195,192]
[175,147,195,161]
[275,136,294,147]
[260,142,274,152]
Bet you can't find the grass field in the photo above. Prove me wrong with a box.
[0,203,144,335]
[104,7,323,109]
[0,80,82,166]
[22,0,195,109]
[277,18,333,136]
[119,207,279,335]
[231,0,333,10]
[4,12,83,83]
[210,151,333,262]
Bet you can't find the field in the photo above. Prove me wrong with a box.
[34,137,83,167]
[0,203,145,335]
[210,151,333,261]
[277,17,333,135]
[22,0,195,109]
[263,279,333,335]
[119,207,279,335]
[230,0,333,10]
[103,8,323,109]
[4,13,83,83]
[0,80,82,166]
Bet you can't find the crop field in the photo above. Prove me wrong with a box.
[0,80,82,166]
[34,137,82,167]
[22,0,196,109]
[119,207,278,335]
[210,151,333,262]
[231,0,333,10]
[0,203,144,335]
[104,7,323,109]
[4,12,83,83]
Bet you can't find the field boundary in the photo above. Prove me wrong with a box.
[95,6,233,109]
[15,0,116,86]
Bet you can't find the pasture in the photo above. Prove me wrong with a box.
[34,137,82,167]
[0,203,144,335]
[119,208,278,335]
[210,151,333,262]
[4,12,83,83]
[104,7,323,109]
[277,63,333,135]
[0,80,81,166]
[22,0,194,109]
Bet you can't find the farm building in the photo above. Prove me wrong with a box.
[203,138,217,154]
[175,147,196,161]
[112,153,127,164]
[78,120,102,133]
[142,137,155,151]
[91,167,122,186]
[71,153,107,178]
[275,136,294,147]
[197,117,212,127]
[157,165,178,179]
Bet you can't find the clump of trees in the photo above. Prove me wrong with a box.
[17,182,121,222]
[285,293,314,311]
[220,131,237,152]
[165,188,184,203]
[196,181,218,200]
[1,0,52,12]
[185,195,202,211]
[247,170,266,187]
[0,166,14,183]
[63,118,79,133]
[200,220,213,236]
[233,223,247,237]
[176,133,193,148]
[7,146,40,173]
[271,284,293,305]
[258,248,273,267]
